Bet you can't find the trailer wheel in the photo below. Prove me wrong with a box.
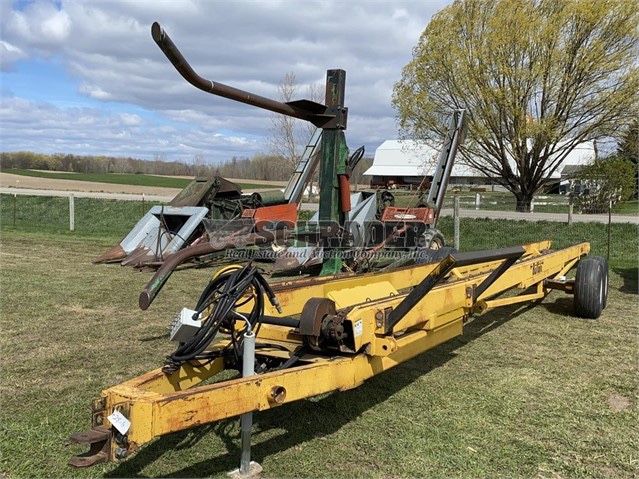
[573,257,606,319]
[421,231,444,250]
[590,256,609,307]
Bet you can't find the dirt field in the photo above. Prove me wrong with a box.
[0,171,286,197]
[146,174,287,186]
[29,170,288,186]
[0,172,183,196]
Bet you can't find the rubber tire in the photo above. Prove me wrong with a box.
[428,233,445,250]
[589,256,609,308]
[420,231,445,250]
[573,257,605,319]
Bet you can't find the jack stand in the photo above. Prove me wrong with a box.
[228,329,262,479]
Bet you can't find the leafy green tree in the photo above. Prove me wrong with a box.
[618,120,638,165]
[574,156,635,212]
[393,0,639,211]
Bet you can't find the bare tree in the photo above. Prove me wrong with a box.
[269,72,324,174]
[269,72,298,171]
[193,154,206,177]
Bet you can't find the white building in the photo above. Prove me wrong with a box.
[364,139,596,190]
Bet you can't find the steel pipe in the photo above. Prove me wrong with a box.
[240,330,256,475]
[139,229,287,310]
[152,22,320,123]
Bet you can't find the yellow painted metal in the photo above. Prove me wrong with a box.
[475,291,546,314]
[253,241,554,317]
[86,240,589,462]
[211,264,243,280]
[326,242,590,352]
[327,281,399,309]
[555,257,580,279]
[99,320,463,452]
[132,358,226,394]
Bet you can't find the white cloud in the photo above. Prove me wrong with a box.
[4,1,71,49]
[78,84,112,100]
[40,8,71,42]
[0,96,261,162]
[119,113,142,126]
[1,0,449,161]
[0,40,26,70]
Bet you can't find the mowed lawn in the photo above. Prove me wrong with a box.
[0,221,637,478]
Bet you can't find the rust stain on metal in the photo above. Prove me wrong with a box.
[67,427,112,468]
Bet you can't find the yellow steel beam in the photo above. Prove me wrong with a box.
[97,320,462,456]
[301,242,590,353]
[76,240,587,465]
[474,291,546,314]
[256,241,553,315]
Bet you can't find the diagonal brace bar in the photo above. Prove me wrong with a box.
[385,246,526,334]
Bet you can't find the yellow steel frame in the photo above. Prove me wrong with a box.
[74,240,589,463]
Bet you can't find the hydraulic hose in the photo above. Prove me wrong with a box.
[163,263,280,374]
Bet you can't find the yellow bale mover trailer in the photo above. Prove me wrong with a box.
[69,240,608,472]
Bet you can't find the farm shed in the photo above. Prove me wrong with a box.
[364,139,597,190]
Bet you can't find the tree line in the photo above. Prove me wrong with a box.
[0,151,296,181]
[0,150,372,184]
[0,151,195,176]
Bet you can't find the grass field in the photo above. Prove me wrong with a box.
[1,194,637,262]
[436,216,637,269]
[1,194,150,238]
[0,204,637,477]
[612,199,639,215]
[392,190,638,215]
[3,169,274,191]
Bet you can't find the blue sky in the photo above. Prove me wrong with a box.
[4,58,165,124]
[0,0,447,164]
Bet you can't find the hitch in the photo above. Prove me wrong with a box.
[68,427,111,468]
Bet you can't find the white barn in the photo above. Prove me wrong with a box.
[364,139,597,189]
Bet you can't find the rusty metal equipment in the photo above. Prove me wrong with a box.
[380,109,466,250]
[94,175,299,268]
[99,20,465,303]
[150,21,352,277]
[135,25,466,305]
[94,20,344,273]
